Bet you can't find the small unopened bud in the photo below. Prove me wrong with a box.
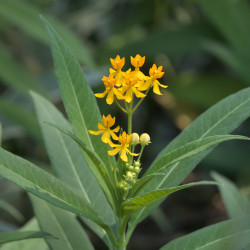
[125,163,129,168]
[131,133,140,146]
[134,161,141,168]
[128,165,134,171]
[126,171,134,181]
[134,166,141,173]
[140,133,151,146]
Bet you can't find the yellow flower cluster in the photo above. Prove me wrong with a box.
[89,114,138,162]
[95,54,167,105]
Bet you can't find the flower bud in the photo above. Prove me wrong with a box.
[134,161,141,168]
[140,133,151,146]
[131,133,140,146]
[134,166,141,174]
[128,165,134,171]
[126,171,134,181]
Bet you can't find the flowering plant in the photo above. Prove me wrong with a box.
[0,17,250,250]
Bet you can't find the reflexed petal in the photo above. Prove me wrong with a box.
[133,87,146,98]
[95,89,109,98]
[113,125,120,133]
[110,130,119,140]
[153,81,162,95]
[88,129,103,135]
[108,147,121,156]
[106,90,114,105]
[139,79,152,91]
[101,131,110,143]
[120,148,128,162]
[125,88,133,103]
[158,81,168,88]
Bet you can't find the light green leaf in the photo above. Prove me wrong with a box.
[123,181,216,215]
[0,49,47,96]
[0,231,53,244]
[0,0,94,67]
[0,98,42,142]
[0,123,2,146]
[0,147,107,228]
[30,195,94,250]
[1,219,48,250]
[146,135,249,176]
[160,217,250,250]
[31,92,115,247]
[127,87,250,239]
[212,172,250,218]
[0,199,24,222]
[40,16,114,184]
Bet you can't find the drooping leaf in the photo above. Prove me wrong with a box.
[40,16,114,185]
[31,92,115,247]
[127,87,250,239]
[0,147,107,228]
[160,217,250,250]
[146,135,249,176]
[0,231,53,244]
[30,195,94,250]
[212,172,250,218]
[0,0,94,67]
[123,181,216,215]
[1,219,48,250]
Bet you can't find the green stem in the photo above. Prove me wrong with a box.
[115,98,128,114]
[132,88,150,113]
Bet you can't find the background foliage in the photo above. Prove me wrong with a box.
[0,0,250,249]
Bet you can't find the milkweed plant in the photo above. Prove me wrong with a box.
[0,16,250,250]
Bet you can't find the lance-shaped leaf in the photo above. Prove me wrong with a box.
[0,199,24,222]
[0,231,53,244]
[45,123,118,212]
[31,92,115,247]
[160,217,250,250]
[1,219,48,250]
[127,87,250,239]
[146,135,249,176]
[0,147,107,228]
[122,181,216,215]
[212,172,250,218]
[40,16,114,178]
[30,195,94,250]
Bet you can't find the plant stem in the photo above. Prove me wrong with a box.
[115,98,128,114]
[132,88,150,113]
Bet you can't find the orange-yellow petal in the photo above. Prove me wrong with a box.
[153,81,162,95]
[106,90,114,105]
[120,148,128,162]
[95,89,109,98]
[88,130,102,135]
[108,147,121,156]
[101,131,110,143]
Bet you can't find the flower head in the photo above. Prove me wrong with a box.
[131,54,145,68]
[119,71,146,103]
[88,114,120,143]
[110,55,125,70]
[95,75,124,105]
[140,64,167,95]
[108,131,139,162]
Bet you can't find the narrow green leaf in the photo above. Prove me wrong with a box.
[31,92,114,248]
[212,172,250,218]
[128,174,165,198]
[0,123,2,146]
[0,199,24,222]
[0,98,42,142]
[0,49,48,96]
[30,195,94,250]
[40,16,114,178]
[123,181,216,215]
[0,231,53,244]
[0,0,94,67]
[0,147,107,228]
[1,219,48,250]
[147,135,249,176]
[160,217,250,250]
[127,87,250,238]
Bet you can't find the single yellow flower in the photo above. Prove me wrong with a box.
[88,114,120,143]
[108,131,139,162]
[110,55,126,86]
[95,75,124,105]
[118,71,146,103]
[130,54,145,68]
[140,64,167,95]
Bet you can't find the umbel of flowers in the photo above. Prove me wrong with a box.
[89,54,167,198]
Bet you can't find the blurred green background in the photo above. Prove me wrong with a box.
[0,0,250,249]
